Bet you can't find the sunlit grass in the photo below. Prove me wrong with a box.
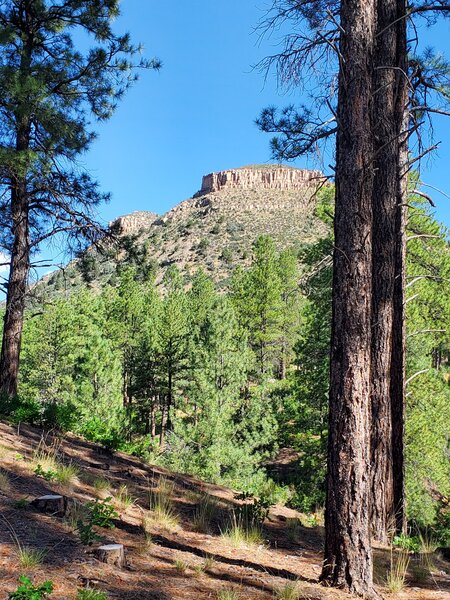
[93,477,111,499]
[147,476,180,530]
[0,443,11,458]
[274,582,301,600]
[173,558,188,574]
[31,438,79,488]
[76,590,108,600]
[16,545,47,568]
[220,512,266,549]
[115,484,135,510]
[386,549,410,593]
[217,590,241,600]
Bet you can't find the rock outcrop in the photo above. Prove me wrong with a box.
[197,165,323,195]
[109,211,157,235]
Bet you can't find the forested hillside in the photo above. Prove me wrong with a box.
[4,183,449,540]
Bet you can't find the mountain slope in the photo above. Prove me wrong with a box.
[1,420,448,599]
[36,165,329,299]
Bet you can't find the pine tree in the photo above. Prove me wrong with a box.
[232,236,283,381]
[0,0,159,396]
[157,266,189,448]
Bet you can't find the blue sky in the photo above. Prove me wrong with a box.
[83,0,450,229]
[4,0,448,282]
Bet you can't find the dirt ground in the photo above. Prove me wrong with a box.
[0,421,448,599]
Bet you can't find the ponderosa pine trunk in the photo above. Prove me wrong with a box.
[370,0,407,544]
[390,98,408,536]
[320,0,378,595]
[0,180,30,397]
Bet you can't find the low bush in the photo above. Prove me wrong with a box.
[8,576,53,600]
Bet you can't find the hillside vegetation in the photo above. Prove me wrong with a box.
[0,421,448,599]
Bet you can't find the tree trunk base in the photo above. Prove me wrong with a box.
[31,494,67,516]
[94,544,126,568]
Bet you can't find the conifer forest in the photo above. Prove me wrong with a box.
[0,2,449,599]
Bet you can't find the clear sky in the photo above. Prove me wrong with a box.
[4,0,448,282]
[84,0,450,229]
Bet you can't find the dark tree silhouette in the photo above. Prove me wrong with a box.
[0,0,160,396]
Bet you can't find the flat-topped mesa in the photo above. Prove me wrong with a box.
[196,165,323,195]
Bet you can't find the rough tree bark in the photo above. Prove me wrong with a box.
[0,181,30,397]
[0,9,33,397]
[320,0,379,596]
[390,97,409,536]
[370,0,408,544]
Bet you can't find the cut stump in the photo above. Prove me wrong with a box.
[31,494,67,516]
[94,544,126,568]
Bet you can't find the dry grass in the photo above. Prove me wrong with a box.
[15,544,47,568]
[274,582,302,600]
[93,477,111,498]
[31,437,79,488]
[115,484,135,510]
[0,443,10,458]
[136,531,153,556]
[64,498,90,531]
[203,554,215,571]
[286,518,302,544]
[386,549,410,593]
[0,470,11,493]
[221,512,266,549]
[147,476,180,530]
[192,493,218,533]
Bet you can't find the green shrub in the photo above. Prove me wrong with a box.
[86,497,118,528]
[34,464,57,482]
[80,419,122,451]
[0,393,41,425]
[41,401,77,431]
[220,248,233,264]
[393,533,421,553]
[8,576,53,599]
[76,520,101,546]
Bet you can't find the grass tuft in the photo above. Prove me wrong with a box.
[32,438,79,488]
[76,590,108,600]
[217,590,241,600]
[115,484,135,510]
[386,549,410,593]
[0,443,10,458]
[147,477,180,530]
[221,512,266,549]
[16,545,47,568]
[274,582,301,600]
[285,518,302,544]
[54,463,79,487]
[173,558,188,574]
[0,470,11,493]
[192,494,218,533]
[93,477,111,498]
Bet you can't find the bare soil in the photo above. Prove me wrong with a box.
[0,421,448,599]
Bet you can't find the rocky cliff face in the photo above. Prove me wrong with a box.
[37,165,330,298]
[197,165,323,195]
[109,211,157,235]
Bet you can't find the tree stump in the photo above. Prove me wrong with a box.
[94,544,126,568]
[31,494,67,516]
